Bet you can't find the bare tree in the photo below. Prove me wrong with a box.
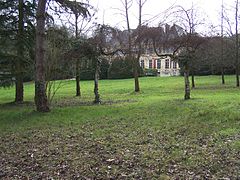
[122,0,140,92]
[54,0,92,96]
[175,5,198,89]
[222,0,240,87]
[67,0,93,97]
[172,5,206,98]
[65,35,103,104]
[84,36,102,104]
[133,0,147,92]
[117,0,149,92]
[149,4,205,99]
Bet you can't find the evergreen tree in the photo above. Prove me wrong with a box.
[0,0,36,103]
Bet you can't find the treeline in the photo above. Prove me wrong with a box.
[42,26,239,81]
[187,36,236,77]
[2,23,236,82]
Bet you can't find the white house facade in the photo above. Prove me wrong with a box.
[139,54,180,76]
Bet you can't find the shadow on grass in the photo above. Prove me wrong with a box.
[52,98,137,108]
[193,84,238,90]
[0,98,137,110]
[0,101,34,108]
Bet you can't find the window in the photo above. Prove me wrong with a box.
[157,59,161,69]
[165,59,169,69]
[149,60,152,69]
[140,60,145,68]
[173,61,177,69]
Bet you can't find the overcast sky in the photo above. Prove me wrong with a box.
[89,0,236,34]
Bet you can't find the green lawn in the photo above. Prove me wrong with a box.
[0,76,239,179]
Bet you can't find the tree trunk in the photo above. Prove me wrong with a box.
[15,0,24,103]
[75,12,81,96]
[124,0,140,92]
[236,68,239,87]
[94,59,101,104]
[15,76,23,103]
[76,59,81,96]
[35,0,49,112]
[191,69,195,89]
[133,58,140,92]
[221,0,225,84]
[235,0,240,87]
[221,0,225,85]
[184,64,190,100]
[134,70,140,92]
[133,0,143,93]
[221,67,225,84]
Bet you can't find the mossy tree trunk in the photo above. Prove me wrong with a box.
[35,0,49,112]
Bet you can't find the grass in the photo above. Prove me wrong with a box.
[0,75,239,179]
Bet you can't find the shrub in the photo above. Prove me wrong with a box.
[144,68,158,76]
[80,58,110,80]
[108,57,133,79]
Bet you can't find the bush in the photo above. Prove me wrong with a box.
[80,68,95,80]
[144,68,158,76]
[100,58,110,79]
[108,57,144,79]
[108,57,133,79]
[80,58,110,80]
